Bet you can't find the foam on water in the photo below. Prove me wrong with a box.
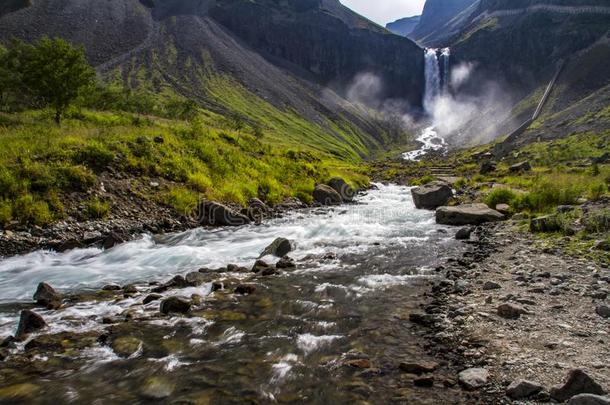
[296,333,343,355]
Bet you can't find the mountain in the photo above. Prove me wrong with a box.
[386,16,421,37]
[409,0,478,45]
[446,0,610,150]
[0,0,425,159]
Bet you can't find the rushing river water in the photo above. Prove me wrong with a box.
[0,184,469,403]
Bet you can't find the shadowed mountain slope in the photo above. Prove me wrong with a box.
[0,0,426,159]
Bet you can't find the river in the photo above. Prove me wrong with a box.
[0,184,470,403]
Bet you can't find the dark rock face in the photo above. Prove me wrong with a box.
[455,227,473,240]
[410,0,477,44]
[15,310,46,339]
[33,282,61,309]
[411,182,453,210]
[197,201,250,227]
[436,204,504,225]
[313,185,342,206]
[328,177,355,202]
[210,0,424,105]
[386,15,421,37]
[550,369,606,402]
[259,237,293,258]
[480,161,497,174]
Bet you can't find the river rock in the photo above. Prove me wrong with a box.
[122,284,138,294]
[414,376,435,387]
[234,284,256,295]
[510,161,532,173]
[143,293,162,304]
[399,361,439,375]
[15,310,46,339]
[595,305,610,318]
[198,201,250,226]
[102,284,121,291]
[411,182,453,210]
[102,231,127,250]
[160,297,191,314]
[436,204,504,226]
[455,227,472,240]
[185,272,207,286]
[458,368,488,390]
[140,377,174,400]
[495,204,511,216]
[497,303,526,319]
[313,184,342,205]
[507,379,544,399]
[33,282,62,309]
[328,177,355,202]
[276,256,296,269]
[111,336,142,358]
[252,259,271,273]
[550,369,606,402]
[259,237,293,258]
[569,394,610,405]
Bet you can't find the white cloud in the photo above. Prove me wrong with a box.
[340,0,426,25]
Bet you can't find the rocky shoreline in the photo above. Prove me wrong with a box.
[413,222,610,404]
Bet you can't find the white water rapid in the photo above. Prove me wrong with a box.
[0,184,450,338]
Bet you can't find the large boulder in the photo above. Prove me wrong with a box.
[33,282,61,309]
[509,161,532,173]
[328,177,355,202]
[313,184,342,205]
[550,369,606,402]
[569,394,610,405]
[159,297,191,314]
[411,181,453,210]
[259,237,292,258]
[436,204,504,226]
[15,310,46,339]
[197,201,250,226]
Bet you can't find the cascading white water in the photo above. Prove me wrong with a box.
[423,48,441,114]
[403,48,448,161]
[441,47,451,93]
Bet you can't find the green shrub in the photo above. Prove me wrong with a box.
[55,164,95,191]
[85,197,110,219]
[411,175,435,186]
[76,142,115,170]
[584,209,610,234]
[0,200,12,226]
[484,188,518,208]
[188,172,213,192]
[515,177,583,213]
[588,182,607,201]
[0,168,20,198]
[13,195,53,225]
[165,187,199,216]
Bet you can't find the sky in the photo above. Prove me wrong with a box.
[340,0,426,26]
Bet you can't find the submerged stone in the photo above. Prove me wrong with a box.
[33,282,62,309]
[15,310,46,340]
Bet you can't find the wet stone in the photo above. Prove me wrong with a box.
[15,310,46,340]
[160,297,191,314]
[185,271,207,286]
[234,284,256,295]
[111,336,142,358]
[595,305,610,319]
[140,377,174,400]
[414,376,435,387]
[101,284,121,291]
[33,282,62,309]
[0,383,41,401]
[259,237,293,258]
[251,259,271,273]
[122,284,138,294]
[143,293,162,304]
[276,256,296,269]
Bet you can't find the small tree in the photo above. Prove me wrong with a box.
[19,37,95,124]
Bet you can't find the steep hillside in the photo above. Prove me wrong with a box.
[409,0,478,45]
[386,16,421,37]
[0,0,425,159]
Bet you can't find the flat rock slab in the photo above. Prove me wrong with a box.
[436,204,504,226]
[458,368,489,390]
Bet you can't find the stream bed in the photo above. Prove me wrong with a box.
[0,184,471,404]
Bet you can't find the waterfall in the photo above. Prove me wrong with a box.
[441,47,450,93]
[423,48,441,114]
